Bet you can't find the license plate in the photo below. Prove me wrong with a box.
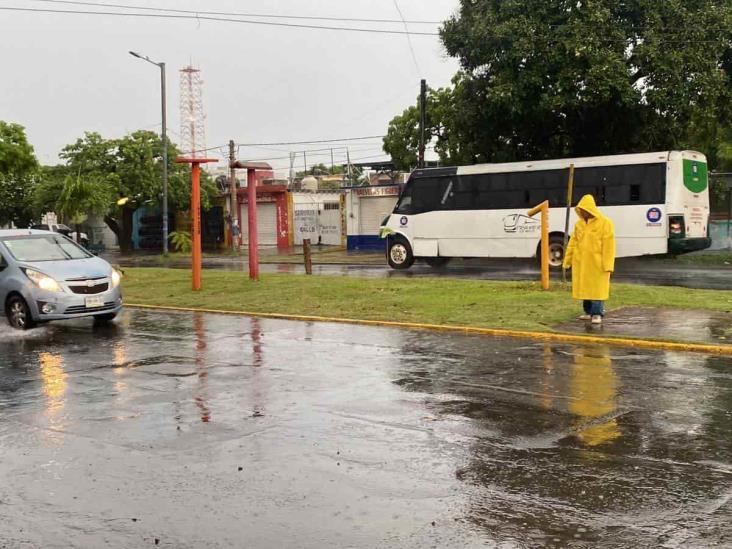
[85,296,104,308]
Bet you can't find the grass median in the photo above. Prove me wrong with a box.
[120,267,732,333]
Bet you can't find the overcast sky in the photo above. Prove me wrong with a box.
[1,0,459,175]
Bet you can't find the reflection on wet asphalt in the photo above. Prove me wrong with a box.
[0,310,730,548]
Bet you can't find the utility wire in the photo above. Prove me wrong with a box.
[0,6,440,35]
[392,0,421,76]
[236,135,385,149]
[32,0,442,24]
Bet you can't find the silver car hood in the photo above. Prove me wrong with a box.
[20,256,112,281]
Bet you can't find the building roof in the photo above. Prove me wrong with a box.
[230,161,274,170]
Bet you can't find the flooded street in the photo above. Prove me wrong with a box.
[0,310,730,548]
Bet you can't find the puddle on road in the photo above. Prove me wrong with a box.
[555,306,732,345]
[0,309,730,547]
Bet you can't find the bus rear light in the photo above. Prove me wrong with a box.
[669,216,685,237]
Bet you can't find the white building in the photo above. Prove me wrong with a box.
[291,191,344,246]
[345,185,401,250]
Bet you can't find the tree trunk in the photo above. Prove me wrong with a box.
[105,208,135,252]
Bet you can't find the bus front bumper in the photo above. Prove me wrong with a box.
[668,237,712,255]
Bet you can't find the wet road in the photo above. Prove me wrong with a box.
[1,310,731,548]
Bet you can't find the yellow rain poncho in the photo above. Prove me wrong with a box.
[562,195,616,301]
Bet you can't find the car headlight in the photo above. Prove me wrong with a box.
[111,270,121,288]
[23,268,62,292]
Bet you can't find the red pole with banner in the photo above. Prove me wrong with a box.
[176,156,217,291]
[247,167,259,280]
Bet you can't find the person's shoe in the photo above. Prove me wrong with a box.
[578,314,591,320]
[591,315,603,325]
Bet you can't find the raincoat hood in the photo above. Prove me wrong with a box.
[576,194,602,219]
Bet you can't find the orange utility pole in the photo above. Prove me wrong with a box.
[528,200,550,290]
[176,156,217,291]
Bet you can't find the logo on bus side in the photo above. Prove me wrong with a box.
[399,216,409,227]
[503,214,540,233]
[646,207,663,227]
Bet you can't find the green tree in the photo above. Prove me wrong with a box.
[385,1,732,167]
[0,121,39,227]
[55,173,114,241]
[57,130,215,251]
[296,163,345,177]
[383,80,472,170]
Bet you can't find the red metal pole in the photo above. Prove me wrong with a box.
[175,156,216,291]
[247,167,259,280]
[191,162,202,291]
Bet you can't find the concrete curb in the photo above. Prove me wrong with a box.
[125,303,732,356]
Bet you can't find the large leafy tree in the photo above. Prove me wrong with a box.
[385,0,732,168]
[55,173,114,241]
[0,121,39,227]
[49,130,215,251]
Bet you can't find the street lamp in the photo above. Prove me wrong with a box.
[129,50,169,254]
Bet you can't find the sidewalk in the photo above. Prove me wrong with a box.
[554,306,732,346]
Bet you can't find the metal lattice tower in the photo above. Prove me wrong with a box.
[179,65,206,157]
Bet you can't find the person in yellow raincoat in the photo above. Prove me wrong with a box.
[562,194,616,324]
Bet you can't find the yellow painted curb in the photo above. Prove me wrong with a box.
[125,303,732,356]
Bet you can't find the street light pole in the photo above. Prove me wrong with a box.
[130,51,169,254]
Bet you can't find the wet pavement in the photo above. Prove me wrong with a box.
[555,307,732,346]
[109,253,732,290]
[1,310,731,548]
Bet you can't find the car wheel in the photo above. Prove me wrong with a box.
[6,295,36,330]
[424,257,451,268]
[93,313,117,324]
[537,236,566,270]
[387,237,414,270]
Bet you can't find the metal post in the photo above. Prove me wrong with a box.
[229,140,238,250]
[346,148,352,186]
[418,79,426,169]
[247,168,259,280]
[175,156,216,290]
[562,164,575,282]
[303,238,312,275]
[289,152,295,187]
[727,188,731,249]
[161,62,168,255]
[528,201,550,290]
[129,52,169,254]
[191,163,202,291]
[304,150,308,174]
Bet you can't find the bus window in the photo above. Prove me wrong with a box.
[453,177,477,209]
[407,177,455,214]
[630,184,641,202]
[394,181,414,214]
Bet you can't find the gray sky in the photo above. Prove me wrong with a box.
[0,0,459,175]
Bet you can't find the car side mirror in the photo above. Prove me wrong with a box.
[0,257,7,272]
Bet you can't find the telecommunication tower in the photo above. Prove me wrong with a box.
[179,65,206,157]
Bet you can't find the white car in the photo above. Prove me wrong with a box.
[31,223,89,247]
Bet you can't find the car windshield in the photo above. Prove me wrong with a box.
[0,234,91,262]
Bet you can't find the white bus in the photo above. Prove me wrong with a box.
[380,151,712,269]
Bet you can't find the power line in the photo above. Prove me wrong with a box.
[236,135,385,149]
[392,0,421,76]
[33,0,442,25]
[0,6,440,35]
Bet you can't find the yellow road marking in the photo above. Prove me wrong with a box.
[125,303,732,356]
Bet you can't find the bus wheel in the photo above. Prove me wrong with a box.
[537,237,565,270]
[424,257,450,268]
[547,236,565,270]
[387,237,414,270]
